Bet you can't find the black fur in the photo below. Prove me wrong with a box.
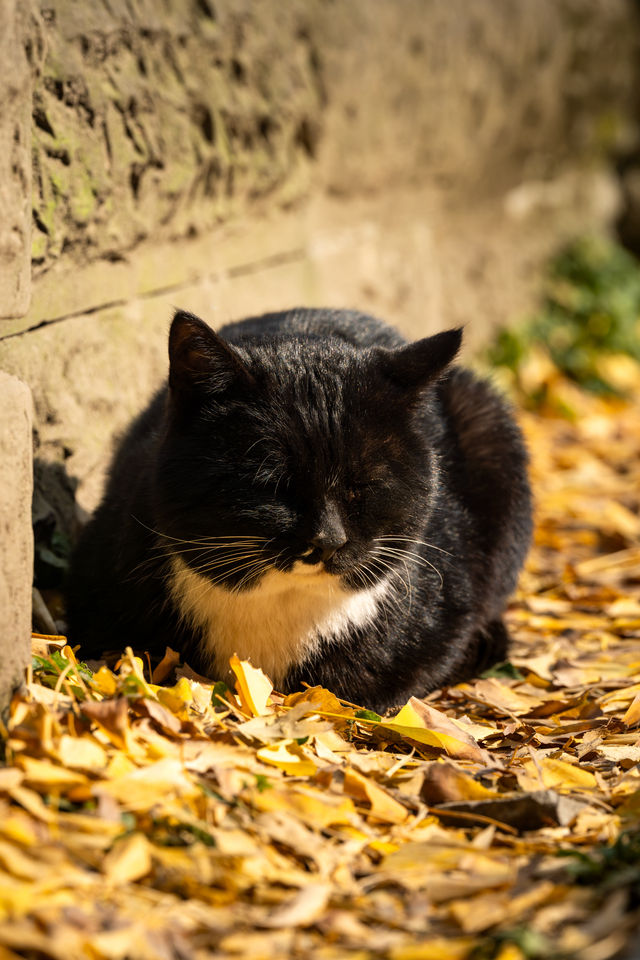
[67,308,532,713]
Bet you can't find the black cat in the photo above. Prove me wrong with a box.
[67,308,532,714]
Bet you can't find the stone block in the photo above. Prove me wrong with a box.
[0,372,33,716]
[0,0,32,318]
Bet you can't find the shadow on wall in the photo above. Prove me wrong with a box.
[32,458,81,636]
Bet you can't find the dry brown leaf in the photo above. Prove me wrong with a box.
[261,882,332,928]
[102,832,152,886]
[344,768,409,824]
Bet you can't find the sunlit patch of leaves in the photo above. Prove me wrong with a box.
[32,648,93,698]
[487,235,640,404]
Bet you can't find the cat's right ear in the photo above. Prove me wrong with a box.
[375,327,463,392]
[168,310,255,402]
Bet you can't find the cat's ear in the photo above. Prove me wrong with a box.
[168,310,255,400]
[376,328,463,390]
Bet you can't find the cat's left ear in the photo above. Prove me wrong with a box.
[168,310,255,400]
[376,328,463,390]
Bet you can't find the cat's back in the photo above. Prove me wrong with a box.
[218,307,406,349]
[437,366,528,480]
[435,366,532,598]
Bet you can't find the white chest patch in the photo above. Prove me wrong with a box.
[168,555,388,686]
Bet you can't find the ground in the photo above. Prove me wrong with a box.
[0,358,639,960]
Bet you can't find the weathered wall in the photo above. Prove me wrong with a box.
[22,0,637,289]
[0,0,639,688]
[0,0,32,317]
[29,0,322,278]
[0,374,33,715]
[3,0,638,334]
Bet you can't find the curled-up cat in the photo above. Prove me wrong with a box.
[67,307,532,714]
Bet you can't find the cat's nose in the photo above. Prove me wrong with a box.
[309,529,347,563]
[309,501,347,563]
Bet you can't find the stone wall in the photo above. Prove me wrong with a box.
[0,0,32,317]
[0,0,639,706]
[4,0,639,334]
[29,1,322,279]
[0,374,33,717]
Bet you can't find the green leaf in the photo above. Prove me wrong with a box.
[211,680,232,710]
[355,709,382,722]
[480,661,525,680]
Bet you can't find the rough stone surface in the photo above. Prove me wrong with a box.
[30,0,322,278]
[315,0,639,197]
[0,373,33,715]
[28,0,638,286]
[0,0,33,317]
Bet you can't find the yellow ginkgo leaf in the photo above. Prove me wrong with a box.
[15,756,88,791]
[257,739,316,776]
[623,693,640,727]
[524,755,597,790]
[91,665,118,697]
[390,938,474,960]
[56,734,108,772]
[155,676,193,715]
[230,654,273,716]
[344,768,408,825]
[380,699,488,762]
[253,786,354,828]
[102,833,152,886]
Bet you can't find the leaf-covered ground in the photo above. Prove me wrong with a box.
[2,355,640,960]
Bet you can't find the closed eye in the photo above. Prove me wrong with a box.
[346,482,374,502]
[251,457,289,494]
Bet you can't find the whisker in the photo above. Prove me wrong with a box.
[355,562,396,629]
[233,557,276,593]
[131,516,270,545]
[376,545,443,588]
[183,558,271,604]
[253,453,278,484]
[196,554,266,581]
[367,554,411,601]
[244,437,269,457]
[148,543,267,562]
[151,538,271,551]
[192,552,267,576]
[374,536,453,557]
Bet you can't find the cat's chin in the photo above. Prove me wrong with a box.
[289,559,327,576]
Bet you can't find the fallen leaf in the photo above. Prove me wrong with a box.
[56,734,108,772]
[522,756,598,791]
[257,740,317,777]
[436,790,594,832]
[102,832,153,886]
[420,762,500,805]
[151,647,181,684]
[343,768,408,824]
[380,699,489,762]
[466,678,545,715]
[230,654,273,716]
[261,882,331,927]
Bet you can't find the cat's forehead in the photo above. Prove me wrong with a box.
[231,350,408,474]
[260,351,377,432]
[241,336,367,396]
